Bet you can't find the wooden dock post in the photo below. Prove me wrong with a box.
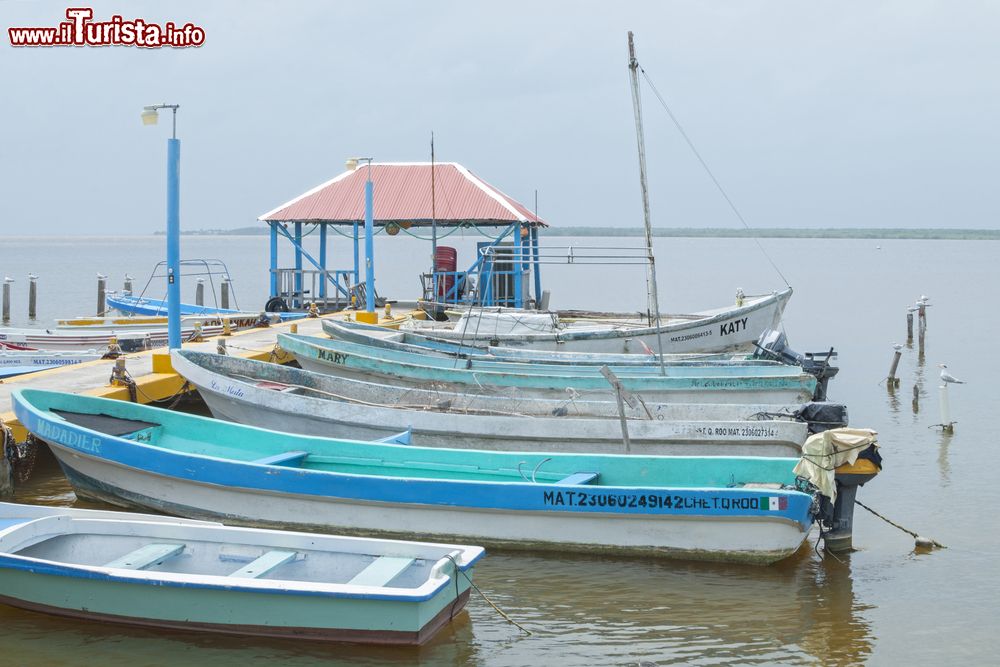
[27,274,37,320]
[906,310,914,342]
[886,345,902,388]
[195,279,205,307]
[2,278,13,323]
[96,274,107,315]
[123,274,133,294]
[221,278,231,310]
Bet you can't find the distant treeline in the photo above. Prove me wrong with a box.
[171,226,1000,240]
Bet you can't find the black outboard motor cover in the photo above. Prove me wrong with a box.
[753,329,839,401]
[794,402,849,434]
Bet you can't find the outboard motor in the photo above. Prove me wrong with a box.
[753,329,839,401]
[794,402,849,434]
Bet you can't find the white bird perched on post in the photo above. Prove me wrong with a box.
[939,364,965,385]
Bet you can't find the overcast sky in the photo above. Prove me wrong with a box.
[2,0,998,234]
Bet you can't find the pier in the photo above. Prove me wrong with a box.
[0,312,404,443]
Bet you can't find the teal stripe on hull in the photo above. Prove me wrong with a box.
[0,568,469,643]
[278,334,817,398]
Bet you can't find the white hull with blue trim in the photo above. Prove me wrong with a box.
[13,389,816,564]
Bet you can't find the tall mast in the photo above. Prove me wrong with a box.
[628,31,666,375]
[431,132,438,291]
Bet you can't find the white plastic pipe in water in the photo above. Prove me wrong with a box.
[939,384,952,430]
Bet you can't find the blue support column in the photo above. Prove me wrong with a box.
[364,178,375,313]
[531,225,542,308]
[513,223,524,308]
[166,137,181,350]
[293,222,303,309]
[353,222,360,289]
[319,223,328,300]
[269,222,278,298]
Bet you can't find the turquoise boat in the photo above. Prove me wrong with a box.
[277,333,819,404]
[0,502,482,644]
[13,389,821,564]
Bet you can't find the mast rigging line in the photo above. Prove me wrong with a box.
[635,65,791,288]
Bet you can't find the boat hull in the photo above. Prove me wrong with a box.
[55,457,808,565]
[405,288,792,354]
[0,568,469,645]
[174,351,808,457]
[14,389,814,565]
[279,333,817,405]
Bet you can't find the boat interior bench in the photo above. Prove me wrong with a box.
[555,472,600,485]
[52,410,160,438]
[348,556,414,587]
[104,543,185,570]
[228,550,297,579]
[252,450,309,467]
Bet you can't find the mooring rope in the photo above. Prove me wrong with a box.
[855,499,946,549]
[637,66,791,288]
[444,554,531,636]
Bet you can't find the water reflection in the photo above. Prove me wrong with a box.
[6,455,877,666]
[937,429,953,486]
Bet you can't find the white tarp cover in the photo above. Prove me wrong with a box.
[793,427,879,503]
[454,311,560,335]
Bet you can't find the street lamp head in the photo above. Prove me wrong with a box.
[141,107,159,126]
[345,158,358,172]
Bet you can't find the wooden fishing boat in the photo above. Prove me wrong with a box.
[14,389,818,564]
[0,327,150,352]
[403,288,792,354]
[324,318,766,366]
[0,502,481,644]
[102,295,308,322]
[277,333,819,404]
[0,349,103,370]
[172,350,811,457]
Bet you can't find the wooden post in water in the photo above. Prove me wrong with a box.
[123,274,133,294]
[906,310,914,342]
[886,345,902,388]
[96,274,107,316]
[2,278,12,323]
[912,384,920,412]
[195,278,205,307]
[27,274,37,320]
[221,278,231,310]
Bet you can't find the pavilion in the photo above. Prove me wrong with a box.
[258,162,547,312]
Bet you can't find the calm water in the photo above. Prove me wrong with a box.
[1,234,997,665]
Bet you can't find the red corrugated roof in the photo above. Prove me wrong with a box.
[259,162,547,227]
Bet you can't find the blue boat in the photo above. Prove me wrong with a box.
[13,388,823,564]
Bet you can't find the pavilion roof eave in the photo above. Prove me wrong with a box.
[259,218,547,228]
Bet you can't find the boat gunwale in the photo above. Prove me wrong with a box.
[0,515,480,602]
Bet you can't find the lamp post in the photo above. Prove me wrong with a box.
[142,103,182,349]
[346,157,376,322]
